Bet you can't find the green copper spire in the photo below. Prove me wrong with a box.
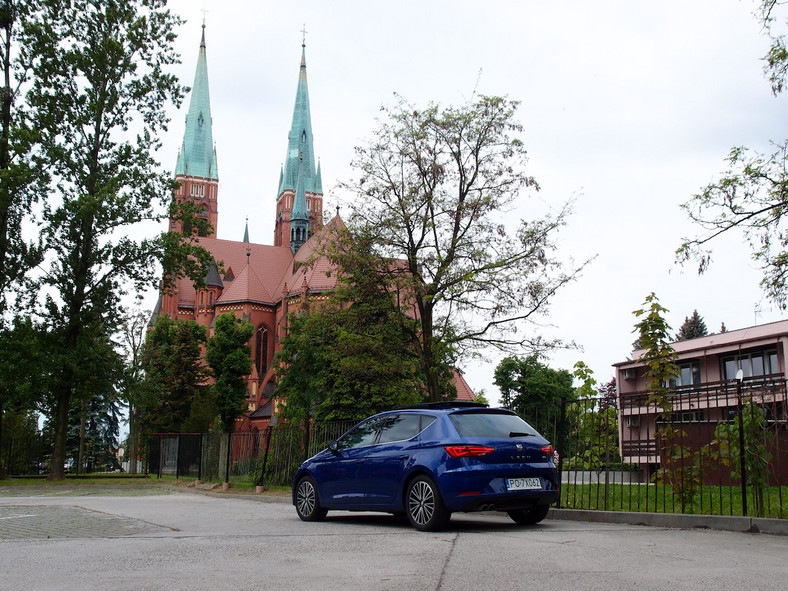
[290,157,309,254]
[175,25,218,180]
[278,42,319,195]
[243,217,249,243]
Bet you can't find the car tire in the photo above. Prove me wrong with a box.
[507,504,550,525]
[405,475,450,532]
[294,475,328,522]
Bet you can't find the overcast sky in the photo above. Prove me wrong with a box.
[156,0,788,403]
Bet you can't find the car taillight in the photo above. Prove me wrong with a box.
[541,445,554,457]
[444,445,494,458]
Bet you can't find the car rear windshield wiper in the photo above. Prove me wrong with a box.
[509,431,535,438]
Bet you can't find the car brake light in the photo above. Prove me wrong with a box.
[541,445,554,456]
[445,445,494,458]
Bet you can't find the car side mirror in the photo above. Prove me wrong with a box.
[328,440,339,454]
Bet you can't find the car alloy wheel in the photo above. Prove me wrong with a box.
[295,476,327,522]
[406,476,449,531]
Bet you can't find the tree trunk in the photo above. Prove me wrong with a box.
[78,400,86,475]
[127,404,138,474]
[48,388,71,480]
[0,394,5,479]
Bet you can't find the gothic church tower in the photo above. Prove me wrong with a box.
[172,25,219,238]
[274,41,323,253]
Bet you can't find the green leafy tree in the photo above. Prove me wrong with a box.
[632,294,699,507]
[709,401,773,517]
[206,314,253,433]
[118,304,149,473]
[676,309,708,341]
[275,234,426,422]
[139,314,210,435]
[24,0,215,480]
[343,94,589,401]
[0,316,46,476]
[676,2,788,307]
[0,0,46,315]
[494,354,574,436]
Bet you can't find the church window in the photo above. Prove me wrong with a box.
[209,292,213,306]
[255,325,269,377]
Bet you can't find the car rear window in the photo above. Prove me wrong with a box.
[449,411,539,438]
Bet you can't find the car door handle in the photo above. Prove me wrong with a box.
[397,455,409,460]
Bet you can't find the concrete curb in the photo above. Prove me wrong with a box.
[549,507,788,536]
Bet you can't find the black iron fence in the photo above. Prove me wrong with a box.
[5,388,786,518]
[146,421,355,488]
[538,382,788,518]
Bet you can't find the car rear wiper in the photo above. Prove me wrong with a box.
[509,431,535,438]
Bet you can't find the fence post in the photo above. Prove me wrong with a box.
[197,434,203,483]
[556,396,567,508]
[736,374,748,516]
[176,434,182,480]
[257,426,273,488]
[158,434,163,479]
[224,432,232,485]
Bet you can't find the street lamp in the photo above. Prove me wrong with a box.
[736,369,748,516]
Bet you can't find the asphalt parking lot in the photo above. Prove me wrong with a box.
[1,486,787,591]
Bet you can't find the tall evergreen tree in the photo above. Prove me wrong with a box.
[676,309,708,341]
[139,314,210,435]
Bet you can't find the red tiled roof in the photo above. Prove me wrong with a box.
[175,219,344,306]
[453,369,476,401]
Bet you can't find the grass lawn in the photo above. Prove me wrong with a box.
[560,482,788,519]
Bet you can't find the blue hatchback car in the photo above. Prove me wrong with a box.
[292,403,559,531]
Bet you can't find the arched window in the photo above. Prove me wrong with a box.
[255,325,269,377]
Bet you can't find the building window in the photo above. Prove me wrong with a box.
[255,325,269,377]
[666,361,700,388]
[722,349,779,380]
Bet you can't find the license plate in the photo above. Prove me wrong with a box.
[506,477,541,491]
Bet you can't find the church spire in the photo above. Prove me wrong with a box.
[279,40,317,194]
[273,34,324,250]
[172,24,219,239]
[175,23,218,181]
[290,156,309,254]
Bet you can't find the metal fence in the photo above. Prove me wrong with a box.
[146,421,355,488]
[528,387,788,518]
[6,390,786,519]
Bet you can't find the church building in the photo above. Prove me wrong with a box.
[153,26,474,432]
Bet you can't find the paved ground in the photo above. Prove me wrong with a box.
[1,485,788,590]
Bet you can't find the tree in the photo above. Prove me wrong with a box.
[0,315,45,477]
[632,294,699,507]
[493,354,574,436]
[343,94,588,401]
[22,0,215,480]
[275,233,426,421]
[676,309,708,341]
[205,314,253,433]
[632,293,678,404]
[0,0,46,316]
[676,2,788,307]
[66,387,123,473]
[118,304,149,474]
[139,314,210,435]
[597,376,617,412]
